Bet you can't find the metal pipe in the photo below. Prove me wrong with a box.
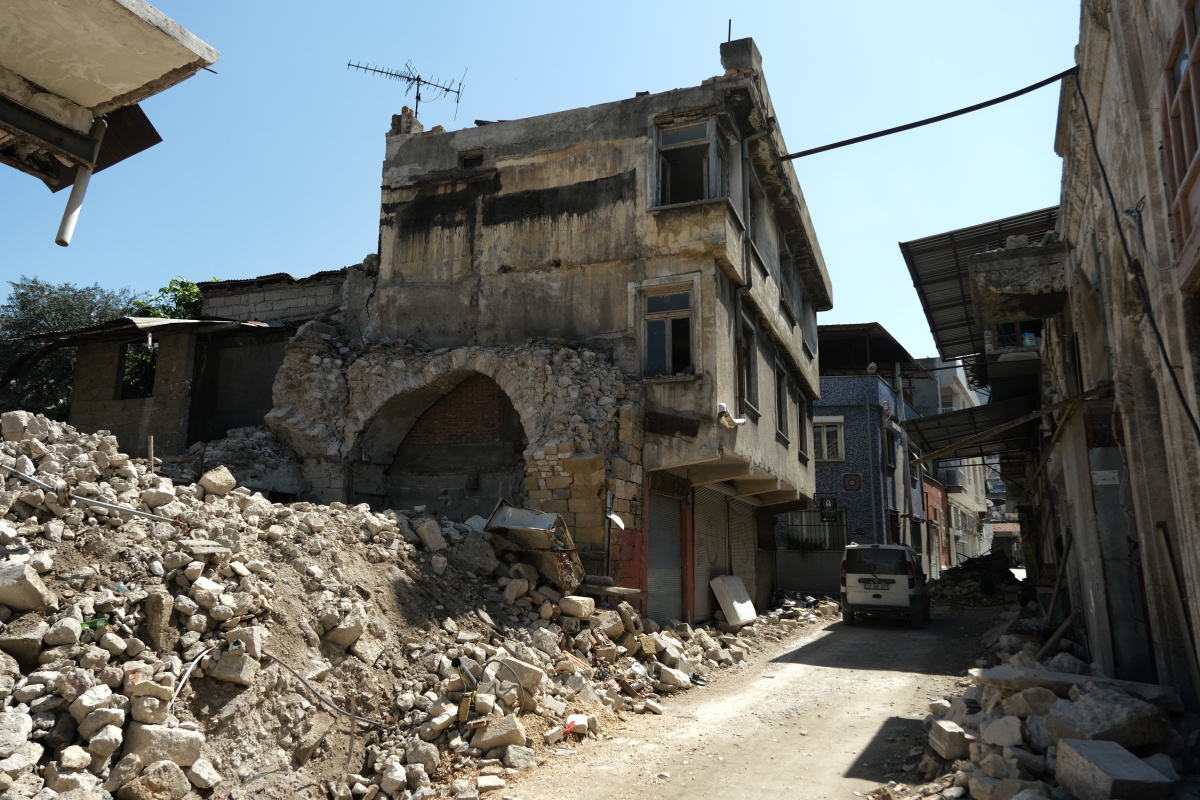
[56,118,107,247]
[0,464,180,525]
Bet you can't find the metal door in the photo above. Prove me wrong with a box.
[693,487,730,620]
[728,498,757,603]
[648,492,683,623]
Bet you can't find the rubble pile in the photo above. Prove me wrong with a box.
[931,552,1023,607]
[869,618,1200,800]
[0,411,823,800]
[158,428,302,499]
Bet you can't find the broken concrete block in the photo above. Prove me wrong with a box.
[709,575,756,626]
[1044,688,1167,748]
[454,532,499,574]
[379,761,406,795]
[224,626,267,660]
[477,774,505,793]
[1055,738,1175,800]
[68,684,112,723]
[617,601,644,634]
[1001,687,1058,719]
[185,758,223,789]
[208,650,258,686]
[102,753,142,793]
[558,596,595,618]
[123,723,204,767]
[594,609,625,638]
[497,656,546,692]
[472,715,526,752]
[0,713,32,758]
[142,592,178,657]
[43,618,81,647]
[325,603,368,647]
[503,579,529,605]
[199,466,236,497]
[350,617,389,665]
[415,519,447,551]
[982,715,1024,747]
[0,740,42,777]
[503,744,536,769]
[405,740,439,773]
[117,759,191,800]
[930,719,971,760]
[88,724,124,757]
[79,707,126,740]
[0,564,57,612]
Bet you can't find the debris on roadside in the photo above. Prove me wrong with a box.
[0,411,831,800]
[929,551,1023,608]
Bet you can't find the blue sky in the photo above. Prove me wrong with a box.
[0,1,1081,359]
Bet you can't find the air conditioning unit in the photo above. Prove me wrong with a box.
[939,468,965,488]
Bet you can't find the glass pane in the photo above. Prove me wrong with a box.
[1194,3,1200,39]
[660,123,708,147]
[645,320,667,376]
[670,317,692,374]
[647,293,690,313]
[846,548,907,575]
[825,426,840,460]
[663,144,707,203]
[1176,46,1190,92]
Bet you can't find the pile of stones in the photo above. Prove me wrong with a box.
[159,428,302,499]
[0,411,819,800]
[931,552,1023,608]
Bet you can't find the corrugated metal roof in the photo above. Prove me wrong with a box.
[904,396,1038,461]
[817,322,930,379]
[198,269,347,291]
[899,207,1059,360]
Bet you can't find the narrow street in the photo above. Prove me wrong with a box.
[510,607,999,800]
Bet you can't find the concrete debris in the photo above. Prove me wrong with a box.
[0,410,828,799]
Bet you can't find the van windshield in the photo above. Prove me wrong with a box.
[846,549,907,575]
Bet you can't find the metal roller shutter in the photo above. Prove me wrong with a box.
[647,492,682,623]
[693,487,729,620]
[728,498,757,604]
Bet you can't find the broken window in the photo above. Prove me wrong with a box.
[118,340,157,400]
[657,121,726,206]
[643,291,693,378]
[812,421,843,461]
[737,317,758,416]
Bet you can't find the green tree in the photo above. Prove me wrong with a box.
[0,276,137,416]
[130,277,206,320]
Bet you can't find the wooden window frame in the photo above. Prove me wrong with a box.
[1162,2,1200,289]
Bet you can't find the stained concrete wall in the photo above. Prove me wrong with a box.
[201,273,344,324]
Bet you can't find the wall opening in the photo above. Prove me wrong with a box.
[118,340,157,399]
[353,373,529,518]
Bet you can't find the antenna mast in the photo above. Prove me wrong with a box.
[347,59,466,119]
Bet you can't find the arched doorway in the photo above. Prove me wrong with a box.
[351,373,529,518]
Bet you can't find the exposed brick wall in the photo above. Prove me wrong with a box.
[404,374,502,445]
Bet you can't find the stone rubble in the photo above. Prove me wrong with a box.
[0,411,828,800]
[866,587,1200,800]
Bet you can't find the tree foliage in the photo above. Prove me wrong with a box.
[130,277,206,320]
[0,276,137,416]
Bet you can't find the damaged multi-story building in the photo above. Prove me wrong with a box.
[902,0,1200,709]
[30,38,833,624]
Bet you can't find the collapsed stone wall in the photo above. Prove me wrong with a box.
[266,327,645,572]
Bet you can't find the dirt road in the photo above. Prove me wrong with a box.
[508,607,999,800]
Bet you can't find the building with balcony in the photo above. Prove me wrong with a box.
[36,38,834,625]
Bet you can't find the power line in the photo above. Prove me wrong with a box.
[781,67,1078,161]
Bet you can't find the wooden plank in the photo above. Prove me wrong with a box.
[576,584,648,600]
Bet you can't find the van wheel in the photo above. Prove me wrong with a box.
[909,604,927,629]
[842,607,855,626]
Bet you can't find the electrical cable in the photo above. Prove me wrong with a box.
[1071,72,1200,448]
[781,67,1078,161]
[263,652,383,728]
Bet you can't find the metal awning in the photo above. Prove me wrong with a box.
[816,322,931,379]
[905,396,1038,463]
[899,207,1059,360]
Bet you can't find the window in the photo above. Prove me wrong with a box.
[812,420,843,461]
[118,340,157,400]
[737,317,758,416]
[657,120,727,206]
[785,508,847,551]
[643,291,693,378]
[797,389,809,459]
[774,363,790,439]
[1162,2,1200,288]
[885,430,897,468]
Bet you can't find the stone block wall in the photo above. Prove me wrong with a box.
[69,333,195,457]
[200,273,344,324]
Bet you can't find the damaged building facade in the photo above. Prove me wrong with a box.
[903,0,1200,709]
[51,38,833,623]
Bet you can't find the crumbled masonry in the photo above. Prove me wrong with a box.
[0,411,828,800]
[866,571,1200,800]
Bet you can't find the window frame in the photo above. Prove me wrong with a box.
[630,274,703,381]
[774,360,790,442]
[737,314,759,418]
[654,118,728,208]
[812,416,845,462]
[796,387,810,462]
[1162,2,1200,288]
[117,339,158,400]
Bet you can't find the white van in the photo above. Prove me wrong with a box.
[839,543,930,627]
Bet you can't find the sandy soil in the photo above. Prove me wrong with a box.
[506,606,1001,800]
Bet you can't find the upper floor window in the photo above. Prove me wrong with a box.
[643,290,694,378]
[737,316,759,417]
[1162,2,1200,287]
[657,120,727,206]
[774,362,790,440]
[813,420,843,461]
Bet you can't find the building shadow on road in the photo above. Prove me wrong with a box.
[768,608,996,676]
[840,715,928,782]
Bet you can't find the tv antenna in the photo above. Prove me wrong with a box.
[346,59,466,119]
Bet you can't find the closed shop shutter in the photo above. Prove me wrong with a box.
[647,492,682,623]
[693,487,729,620]
[728,498,757,603]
